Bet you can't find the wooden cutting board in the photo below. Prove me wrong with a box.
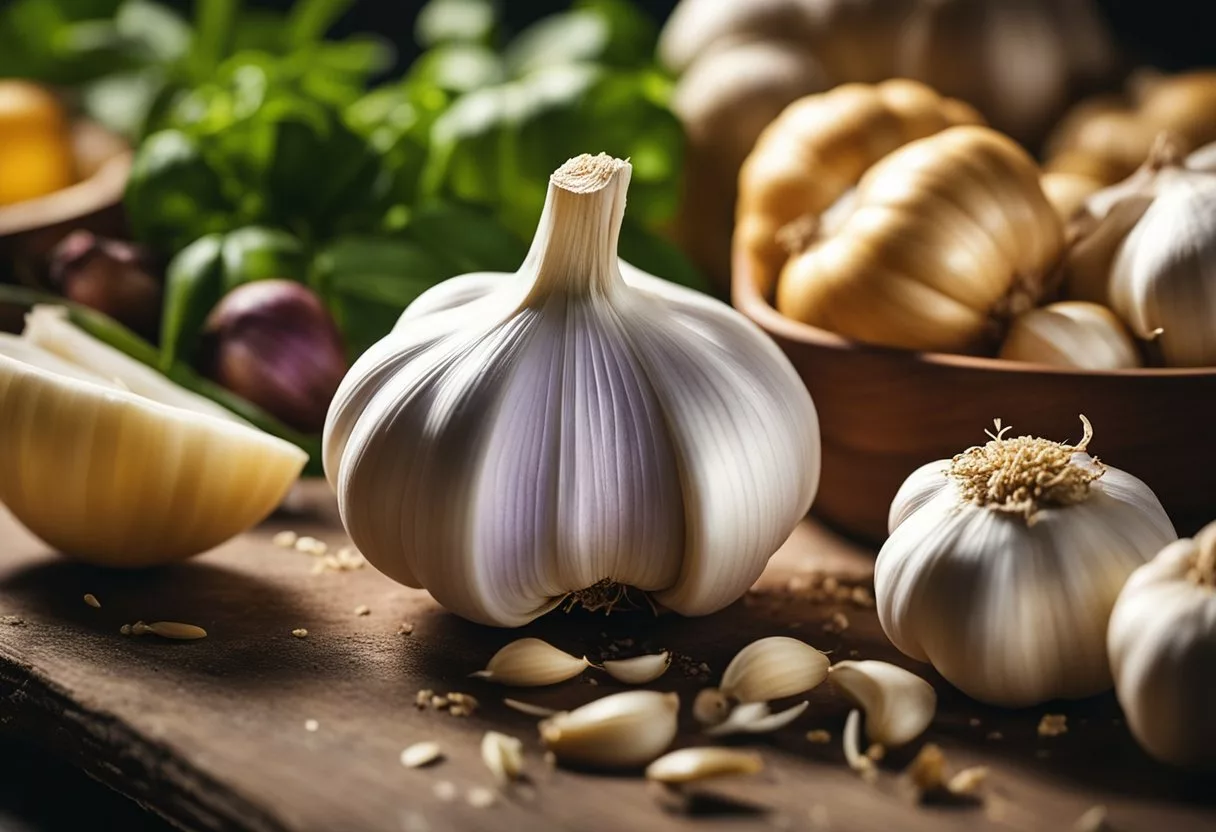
[0,482,1211,832]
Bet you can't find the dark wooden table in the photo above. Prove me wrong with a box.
[0,483,1211,832]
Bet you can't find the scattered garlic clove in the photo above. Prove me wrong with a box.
[843,709,877,783]
[602,651,671,685]
[471,638,590,686]
[704,700,809,737]
[645,747,764,785]
[538,690,679,768]
[503,698,560,718]
[480,731,525,784]
[719,636,829,702]
[828,660,936,748]
[999,302,1141,371]
[400,741,444,768]
[692,687,731,726]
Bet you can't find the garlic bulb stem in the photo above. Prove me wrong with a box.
[522,155,630,305]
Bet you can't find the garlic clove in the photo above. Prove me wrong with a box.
[0,307,307,567]
[602,651,671,685]
[538,690,679,769]
[704,700,809,737]
[999,302,1141,371]
[828,660,936,748]
[691,687,731,726]
[645,747,764,785]
[719,636,829,703]
[842,709,878,783]
[480,731,525,784]
[400,741,444,768]
[472,638,590,686]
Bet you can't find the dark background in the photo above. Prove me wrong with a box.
[1,0,1215,829]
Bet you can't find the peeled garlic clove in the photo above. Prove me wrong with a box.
[401,741,444,768]
[0,306,307,567]
[480,731,524,784]
[692,687,731,726]
[538,690,679,769]
[472,638,590,686]
[602,651,671,685]
[645,748,764,785]
[145,622,208,641]
[999,302,1141,371]
[704,700,809,737]
[719,636,829,703]
[828,661,936,748]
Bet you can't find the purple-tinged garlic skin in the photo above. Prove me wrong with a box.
[49,230,162,339]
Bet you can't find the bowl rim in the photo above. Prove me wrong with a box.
[730,247,1216,379]
[0,119,131,238]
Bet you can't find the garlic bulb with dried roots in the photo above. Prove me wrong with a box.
[324,154,820,627]
[735,80,982,301]
[876,417,1176,707]
[0,306,307,566]
[1108,523,1216,768]
[999,302,1141,371]
[774,126,1064,352]
[1064,139,1216,366]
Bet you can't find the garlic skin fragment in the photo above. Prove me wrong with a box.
[324,154,820,627]
[472,638,589,687]
[1108,523,1216,768]
[602,652,671,685]
[704,700,809,737]
[828,661,935,748]
[999,302,1141,371]
[645,747,763,785]
[876,418,1176,707]
[719,636,829,703]
[0,307,307,567]
[538,691,679,769]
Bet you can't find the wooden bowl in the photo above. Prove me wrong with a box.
[0,119,131,272]
[733,253,1216,543]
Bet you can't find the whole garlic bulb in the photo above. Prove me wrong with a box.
[775,126,1063,353]
[875,418,1176,707]
[324,154,820,627]
[1064,141,1216,366]
[1108,522,1216,768]
[735,80,982,301]
[999,302,1141,371]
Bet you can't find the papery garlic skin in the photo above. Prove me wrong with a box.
[999,302,1141,370]
[325,155,819,627]
[876,422,1176,707]
[1109,524,1216,768]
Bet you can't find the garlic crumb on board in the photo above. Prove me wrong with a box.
[401,741,443,768]
[466,787,496,808]
[354,604,370,616]
[823,611,850,634]
[398,622,415,635]
[806,729,831,744]
[83,593,100,608]
[432,781,458,802]
[903,743,987,804]
[1038,714,1068,737]
[1,615,26,626]
[291,628,309,638]
[272,530,298,548]
[304,719,319,732]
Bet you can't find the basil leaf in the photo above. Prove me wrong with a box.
[159,233,225,369]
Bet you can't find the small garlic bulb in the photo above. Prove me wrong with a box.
[1108,523,1216,768]
[324,154,820,627]
[876,417,1176,707]
[999,302,1141,370]
[1065,139,1216,366]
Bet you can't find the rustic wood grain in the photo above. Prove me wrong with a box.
[0,483,1211,832]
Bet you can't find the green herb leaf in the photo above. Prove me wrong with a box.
[220,226,308,290]
[285,0,354,47]
[504,0,657,77]
[160,233,225,369]
[415,0,497,48]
